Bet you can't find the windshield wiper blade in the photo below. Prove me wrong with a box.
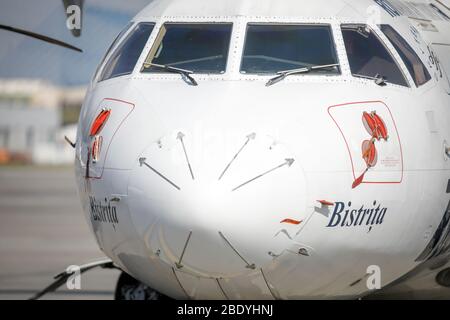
[353,73,387,86]
[266,63,340,87]
[142,62,198,86]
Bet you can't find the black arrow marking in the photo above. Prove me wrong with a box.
[172,267,190,299]
[177,132,195,180]
[175,231,192,269]
[232,158,295,192]
[139,157,181,190]
[218,231,255,270]
[219,133,256,180]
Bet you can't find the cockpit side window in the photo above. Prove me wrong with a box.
[93,22,133,82]
[240,24,340,75]
[341,24,408,87]
[380,25,431,87]
[141,23,233,74]
[99,22,155,82]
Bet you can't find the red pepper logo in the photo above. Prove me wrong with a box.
[90,108,111,137]
[88,108,111,165]
[352,111,389,189]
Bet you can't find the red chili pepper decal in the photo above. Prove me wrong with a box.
[90,109,111,137]
[362,139,377,167]
[353,111,388,189]
[362,111,388,141]
[372,113,388,140]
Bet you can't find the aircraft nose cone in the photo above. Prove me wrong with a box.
[128,130,307,276]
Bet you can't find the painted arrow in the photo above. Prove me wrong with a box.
[232,158,295,192]
[177,132,195,180]
[139,157,181,190]
[219,231,255,270]
[219,132,256,180]
[175,231,192,269]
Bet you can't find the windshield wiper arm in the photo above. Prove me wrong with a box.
[353,73,387,86]
[266,63,340,87]
[142,62,198,86]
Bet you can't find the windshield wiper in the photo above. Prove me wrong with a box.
[353,73,387,86]
[142,62,198,86]
[266,63,340,87]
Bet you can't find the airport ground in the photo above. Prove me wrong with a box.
[0,166,120,300]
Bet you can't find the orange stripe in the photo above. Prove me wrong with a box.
[317,200,334,206]
[280,218,302,225]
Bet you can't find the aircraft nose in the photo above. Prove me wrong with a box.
[127,130,307,276]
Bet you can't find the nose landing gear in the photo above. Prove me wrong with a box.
[436,267,450,288]
[115,272,171,300]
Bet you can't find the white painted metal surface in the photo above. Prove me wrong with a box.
[74,0,450,299]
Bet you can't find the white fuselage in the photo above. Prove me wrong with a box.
[74,0,450,299]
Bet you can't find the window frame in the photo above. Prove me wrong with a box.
[98,22,156,83]
[239,22,341,77]
[93,22,134,84]
[140,22,234,75]
[379,24,432,88]
[341,23,411,88]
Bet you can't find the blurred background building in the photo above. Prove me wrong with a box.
[0,0,151,166]
[0,80,85,165]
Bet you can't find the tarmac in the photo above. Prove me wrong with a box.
[0,166,120,300]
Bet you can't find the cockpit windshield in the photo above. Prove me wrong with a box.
[342,24,409,87]
[240,24,340,75]
[142,23,233,74]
